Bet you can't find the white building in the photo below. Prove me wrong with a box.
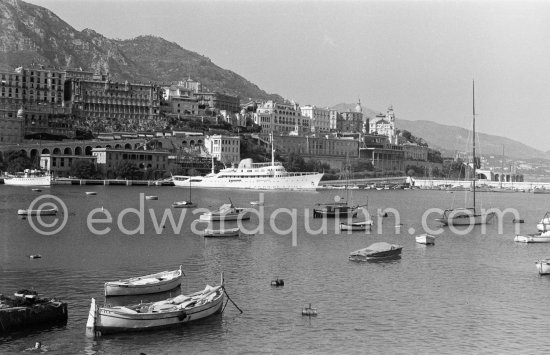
[369,106,397,143]
[300,105,331,133]
[254,100,309,133]
[205,135,241,165]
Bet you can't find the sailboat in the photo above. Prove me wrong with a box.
[172,177,195,208]
[313,156,364,218]
[435,81,496,226]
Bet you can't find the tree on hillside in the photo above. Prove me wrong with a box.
[4,151,32,173]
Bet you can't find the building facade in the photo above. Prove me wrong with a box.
[204,135,241,165]
[0,106,24,143]
[40,154,97,177]
[195,92,240,113]
[369,106,397,143]
[92,148,170,178]
[300,105,331,133]
[254,100,309,133]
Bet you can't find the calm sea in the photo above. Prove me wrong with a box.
[1,185,550,354]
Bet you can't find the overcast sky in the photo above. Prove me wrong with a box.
[25,0,550,152]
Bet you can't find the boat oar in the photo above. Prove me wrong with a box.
[223,287,243,314]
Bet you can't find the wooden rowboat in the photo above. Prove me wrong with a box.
[17,208,57,216]
[339,221,373,231]
[88,275,224,335]
[104,266,184,297]
[202,227,240,238]
[415,234,436,245]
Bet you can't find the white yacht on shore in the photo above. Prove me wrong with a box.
[3,169,51,186]
[173,136,323,190]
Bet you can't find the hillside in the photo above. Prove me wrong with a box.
[0,0,283,102]
[331,103,547,160]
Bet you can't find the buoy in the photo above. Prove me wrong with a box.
[302,303,317,316]
[271,278,284,287]
[513,219,524,223]
[29,254,42,259]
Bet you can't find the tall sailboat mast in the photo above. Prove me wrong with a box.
[472,80,476,213]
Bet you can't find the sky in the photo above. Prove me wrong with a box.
[24,0,550,152]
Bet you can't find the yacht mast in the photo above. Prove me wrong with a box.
[472,80,476,213]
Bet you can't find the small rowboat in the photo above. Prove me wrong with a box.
[85,191,97,195]
[250,201,264,206]
[104,266,184,296]
[339,220,373,231]
[88,275,224,334]
[17,208,57,216]
[145,195,158,200]
[415,234,436,245]
[203,227,240,238]
[536,259,550,275]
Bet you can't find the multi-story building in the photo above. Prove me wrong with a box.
[92,148,169,178]
[0,106,24,143]
[329,110,340,131]
[204,135,241,165]
[195,92,240,113]
[254,100,309,134]
[360,133,404,171]
[369,106,397,143]
[300,105,331,133]
[402,143,429,161]
[40,154,97,177]
[161,84,199,116]
[67,79,162,131]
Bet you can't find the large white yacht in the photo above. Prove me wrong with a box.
[3,169,52,186]
[173,138,323,190]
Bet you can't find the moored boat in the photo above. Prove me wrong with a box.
[199,202,250,221]
[145,195,158,200]
[514,231,550,243]
[0,291,68,332]
[349,242,402,261]
[104,266,184,297]
[85,191,97,195]
[202,227,240,237]
[339,220,373,231]
[17,207,57,216]
[536,259,550,275]
[3,169,51,186]
[536,212,550,232]
[172,201,195,208]
[88,275,224,335]
[172,134,322,190]
[313,202,359,219]
[415,234,436,245]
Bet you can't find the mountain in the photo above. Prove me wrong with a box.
[331,103,547,160]
[0,0,283,102]
[396,119,547,160]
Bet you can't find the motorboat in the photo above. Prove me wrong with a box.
[104,266,184,297]
[339,220,373,231]
[537,212,550,232]
[202,227,240,237]
[3,169,51,186]
[145,196,158,200]
[349,242,402,261]
[514,232,550,243]
[17,208,57,216]
[87,275,224,334]
[415,234,436,245]
[172,201,195,208]
[199,203,250,221]
[536,259,550,275]
[85,192,97,196]
[172,134,323,190]
[250,201,264,206]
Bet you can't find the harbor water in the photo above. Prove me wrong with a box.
[2,185,550,354]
